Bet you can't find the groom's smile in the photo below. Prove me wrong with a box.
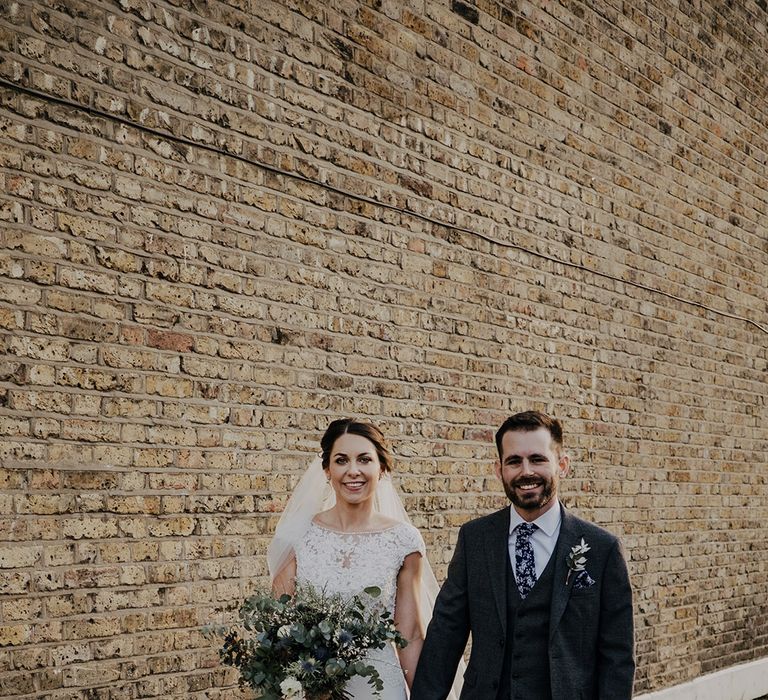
[509,475,554,511]
[496,427,570,521]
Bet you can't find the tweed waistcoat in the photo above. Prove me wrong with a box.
[496,547,556,700]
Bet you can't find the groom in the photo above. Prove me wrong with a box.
[411,410,634,700]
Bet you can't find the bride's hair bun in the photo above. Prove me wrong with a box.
[320,418,393,473]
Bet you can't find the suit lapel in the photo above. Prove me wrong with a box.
[549,505,580,640]
[485,507,511,633]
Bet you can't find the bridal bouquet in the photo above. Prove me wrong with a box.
[209,584,407,699]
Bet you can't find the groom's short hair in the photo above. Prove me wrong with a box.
[495,410,564,460]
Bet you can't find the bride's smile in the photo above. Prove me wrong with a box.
[327,433,383,505]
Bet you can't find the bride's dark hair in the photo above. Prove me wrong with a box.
[320,418,393,473]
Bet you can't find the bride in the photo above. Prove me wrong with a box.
[268,418,461,699]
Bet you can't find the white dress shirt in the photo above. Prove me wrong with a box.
[508,501,562,582]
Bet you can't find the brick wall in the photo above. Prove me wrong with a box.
[1,0,766,697]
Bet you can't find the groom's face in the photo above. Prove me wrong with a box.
[496,427,570,521]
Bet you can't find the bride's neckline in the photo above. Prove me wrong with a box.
[310,519,403,535]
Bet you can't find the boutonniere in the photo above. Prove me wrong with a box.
[565,538,590,585]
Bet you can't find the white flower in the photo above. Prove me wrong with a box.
[277,624,293,639]
[279,676,303,698]
[565,538,591,584]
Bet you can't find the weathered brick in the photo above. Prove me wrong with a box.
[0,545,42,568]
[49,643,92,666]
[2,596,42,621]
[58,212,116,240]
[15,494,74,515]
[0,624,31,646]
[11,645,47,670]
[0,670,36,695]
[61,517,119,540]
[6,231,68,257]
[0,571,31,595]
[58,267,118,295]
[146,329,194,352]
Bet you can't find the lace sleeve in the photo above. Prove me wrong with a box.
[395,523,426,561]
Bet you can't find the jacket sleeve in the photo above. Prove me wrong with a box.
[597,539,635,699]
[410,525,471,700]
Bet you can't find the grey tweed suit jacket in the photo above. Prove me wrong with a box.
[411,504,635,700]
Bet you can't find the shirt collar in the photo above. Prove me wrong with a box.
[508,501,562,538]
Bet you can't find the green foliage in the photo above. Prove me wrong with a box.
[207,584,407,699]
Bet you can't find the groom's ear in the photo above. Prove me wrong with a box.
[558,453,570,478]
[494,459,502,480]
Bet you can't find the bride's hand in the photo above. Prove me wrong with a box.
[271,552,297,597]
[395,552,425,689]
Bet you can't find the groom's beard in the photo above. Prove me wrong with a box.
[503,475,556,512]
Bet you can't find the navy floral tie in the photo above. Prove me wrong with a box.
[515,523,538,599]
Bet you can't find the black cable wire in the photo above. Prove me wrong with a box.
[1,77,765,335]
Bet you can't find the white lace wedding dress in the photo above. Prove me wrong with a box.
[294,520,425,699]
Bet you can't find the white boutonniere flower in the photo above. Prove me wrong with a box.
[565,538,590,585]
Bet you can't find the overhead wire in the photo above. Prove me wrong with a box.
[1,77,765,336]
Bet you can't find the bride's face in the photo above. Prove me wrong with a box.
[326,433,382,505]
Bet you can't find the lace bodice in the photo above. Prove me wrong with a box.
[294,521,425,699]
[295,521,425,616]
